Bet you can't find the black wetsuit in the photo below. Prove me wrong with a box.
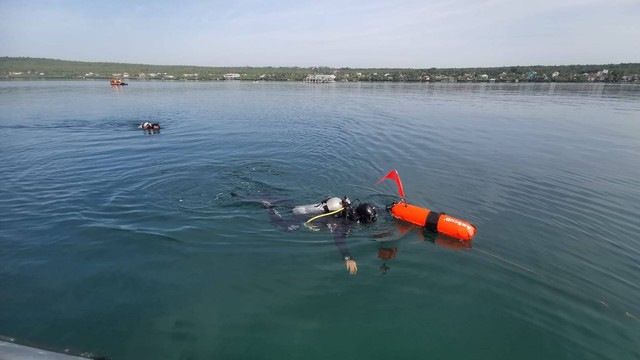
[266,206,355,261]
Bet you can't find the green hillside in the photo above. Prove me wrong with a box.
[1,57,639,82]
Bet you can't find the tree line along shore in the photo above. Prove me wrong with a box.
[2,57,639,83]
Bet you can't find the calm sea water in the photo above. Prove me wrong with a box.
[0,80,639,360]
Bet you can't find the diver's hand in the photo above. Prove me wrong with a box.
[345,259,358,275]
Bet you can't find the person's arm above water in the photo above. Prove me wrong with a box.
[332,222,357,275]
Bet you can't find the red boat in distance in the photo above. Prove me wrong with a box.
[110,79,128,85]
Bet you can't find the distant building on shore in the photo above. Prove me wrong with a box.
[304,74,335,83]
[224,73,241,80]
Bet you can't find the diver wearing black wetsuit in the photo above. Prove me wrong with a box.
[265,197,377,275]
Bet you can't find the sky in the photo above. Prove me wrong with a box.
[1,0,639,68]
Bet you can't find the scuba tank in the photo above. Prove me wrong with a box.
[293,197,347,216]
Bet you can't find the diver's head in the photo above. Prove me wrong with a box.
[355,203,377,223]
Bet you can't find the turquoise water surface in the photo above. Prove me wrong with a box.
[1,80,639,359]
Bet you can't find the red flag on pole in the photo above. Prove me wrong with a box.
[375,170,405,198]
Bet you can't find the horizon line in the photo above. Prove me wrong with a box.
[3,56,638,70]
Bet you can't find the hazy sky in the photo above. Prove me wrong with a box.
[1,0,638,68]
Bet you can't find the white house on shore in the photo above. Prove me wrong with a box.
[224,73,241,80]
[304,74,335,83]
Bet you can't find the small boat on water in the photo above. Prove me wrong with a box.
[110,79,128,86]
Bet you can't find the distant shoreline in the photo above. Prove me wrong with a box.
[2,78,639,85]
[2,57,639,83]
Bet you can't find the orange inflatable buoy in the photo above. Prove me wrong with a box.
[390,201,476,240]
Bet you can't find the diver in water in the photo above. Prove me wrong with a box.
[264,196,377,275]
[140,122,161,130]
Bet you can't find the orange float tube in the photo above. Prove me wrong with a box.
[390,201,476,240]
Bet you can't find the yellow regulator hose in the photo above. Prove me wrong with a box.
[305,207,345,224]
